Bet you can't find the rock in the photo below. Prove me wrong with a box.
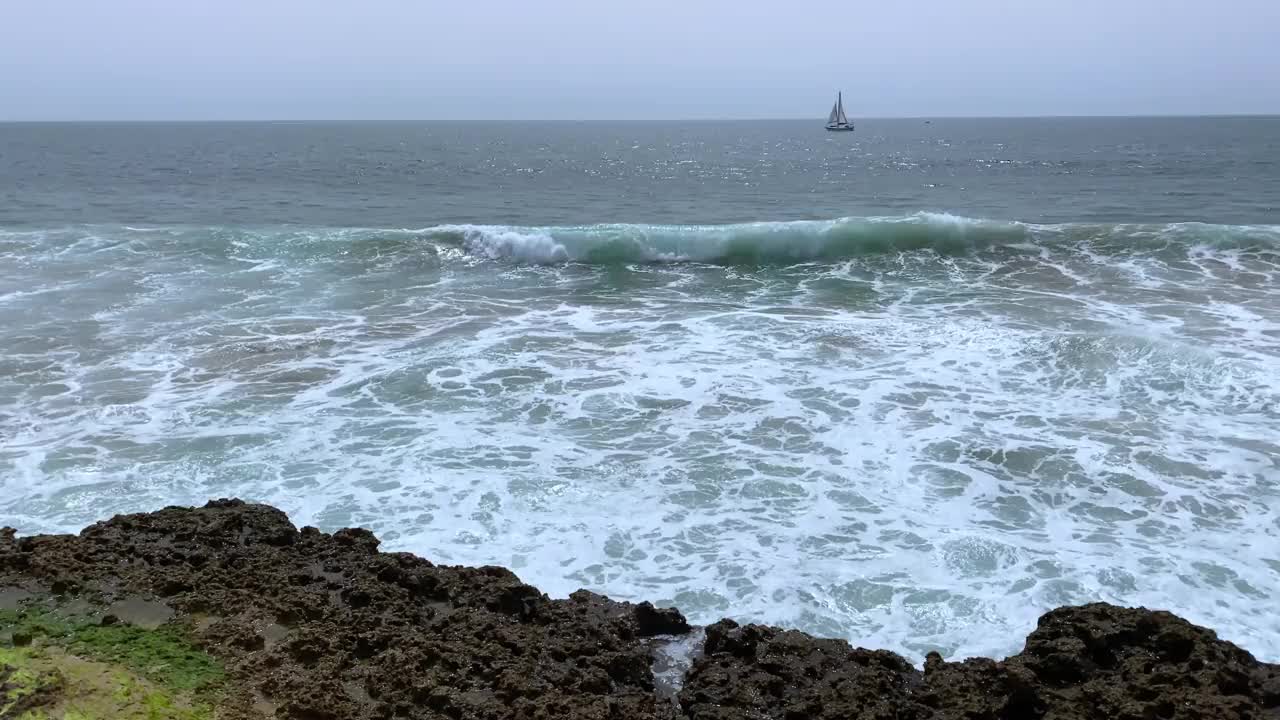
[1006,603,1277,719]
[0,499,691,719]
[2,500,1277,720]
[680,619,925,720]
[682,606,1280,720]
[919,655,1044,719]
[635,601,691,637]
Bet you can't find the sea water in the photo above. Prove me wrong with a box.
[1,118,1277,661]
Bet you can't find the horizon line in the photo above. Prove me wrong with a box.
[2,112,1278,124]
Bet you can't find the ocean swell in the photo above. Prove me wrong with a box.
[4,213,1279,268]
[418,213,1280,265]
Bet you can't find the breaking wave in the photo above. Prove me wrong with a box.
[4,213,1279,267]
[420,213,1280,264]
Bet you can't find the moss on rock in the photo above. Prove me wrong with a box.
[1,605,224,719]
[1,647,63,717]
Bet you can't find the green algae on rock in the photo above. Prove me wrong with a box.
[1,606,223,694]
[0,605,224,719]
[1,646,62,718]
[1,644,214,719]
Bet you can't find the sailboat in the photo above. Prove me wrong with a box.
[825,92,854,132]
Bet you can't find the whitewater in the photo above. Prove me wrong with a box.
[3,212,1278,664]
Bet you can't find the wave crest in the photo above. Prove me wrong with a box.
[422,213,1027,265]
[418,213,1279,265]
[4,214,1277,267]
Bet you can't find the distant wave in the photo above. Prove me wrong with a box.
[5,213,1279,266]
[421,213,1013,264]
[416,213,1280,265]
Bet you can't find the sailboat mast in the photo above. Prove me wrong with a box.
[825,90,853,130]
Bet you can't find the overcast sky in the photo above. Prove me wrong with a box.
[2,0,1277,120]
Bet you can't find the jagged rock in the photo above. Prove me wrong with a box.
[1,500,1275,720]
[635,601,692,637]
[680,619,926,719]
[0,499,690,719]
[1007,603,1279,719]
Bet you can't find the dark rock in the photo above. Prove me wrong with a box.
[919,655,1045,719]
[1005,603,1276,719]
[0,500,687,719]
[331,527,379,552]
[2,501,1276,720]
[681,619,925,720]
[683,604,1278,720]
[635,601,691,637]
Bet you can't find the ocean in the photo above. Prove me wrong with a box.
[2,118,1278,662]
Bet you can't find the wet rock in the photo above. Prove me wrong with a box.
[683,606,1279,720]
[0,499,691,719]
[919,655,1044,719]
[331,527,379,552]
[680,619,925,719]
[2,500,1276,720]
[635,601,691,637]
[1006,603,1277,719]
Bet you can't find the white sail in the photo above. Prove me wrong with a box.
[825,91,854,130]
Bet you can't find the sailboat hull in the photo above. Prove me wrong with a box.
[826,91,853,131]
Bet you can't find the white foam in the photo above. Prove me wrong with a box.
[415,213,1028,265]
[1,222,1278,666]
[408,215,1279,266]
[436,225,570,263]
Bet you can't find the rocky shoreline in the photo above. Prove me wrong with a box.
[2,499,1276,719]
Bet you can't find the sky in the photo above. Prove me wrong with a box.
[2,0,1278,120]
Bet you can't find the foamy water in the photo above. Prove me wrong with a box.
[2,217,1277,662]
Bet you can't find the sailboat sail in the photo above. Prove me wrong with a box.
[825,91,854,131]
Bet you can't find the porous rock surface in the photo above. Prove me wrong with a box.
[2,500,1275,720]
